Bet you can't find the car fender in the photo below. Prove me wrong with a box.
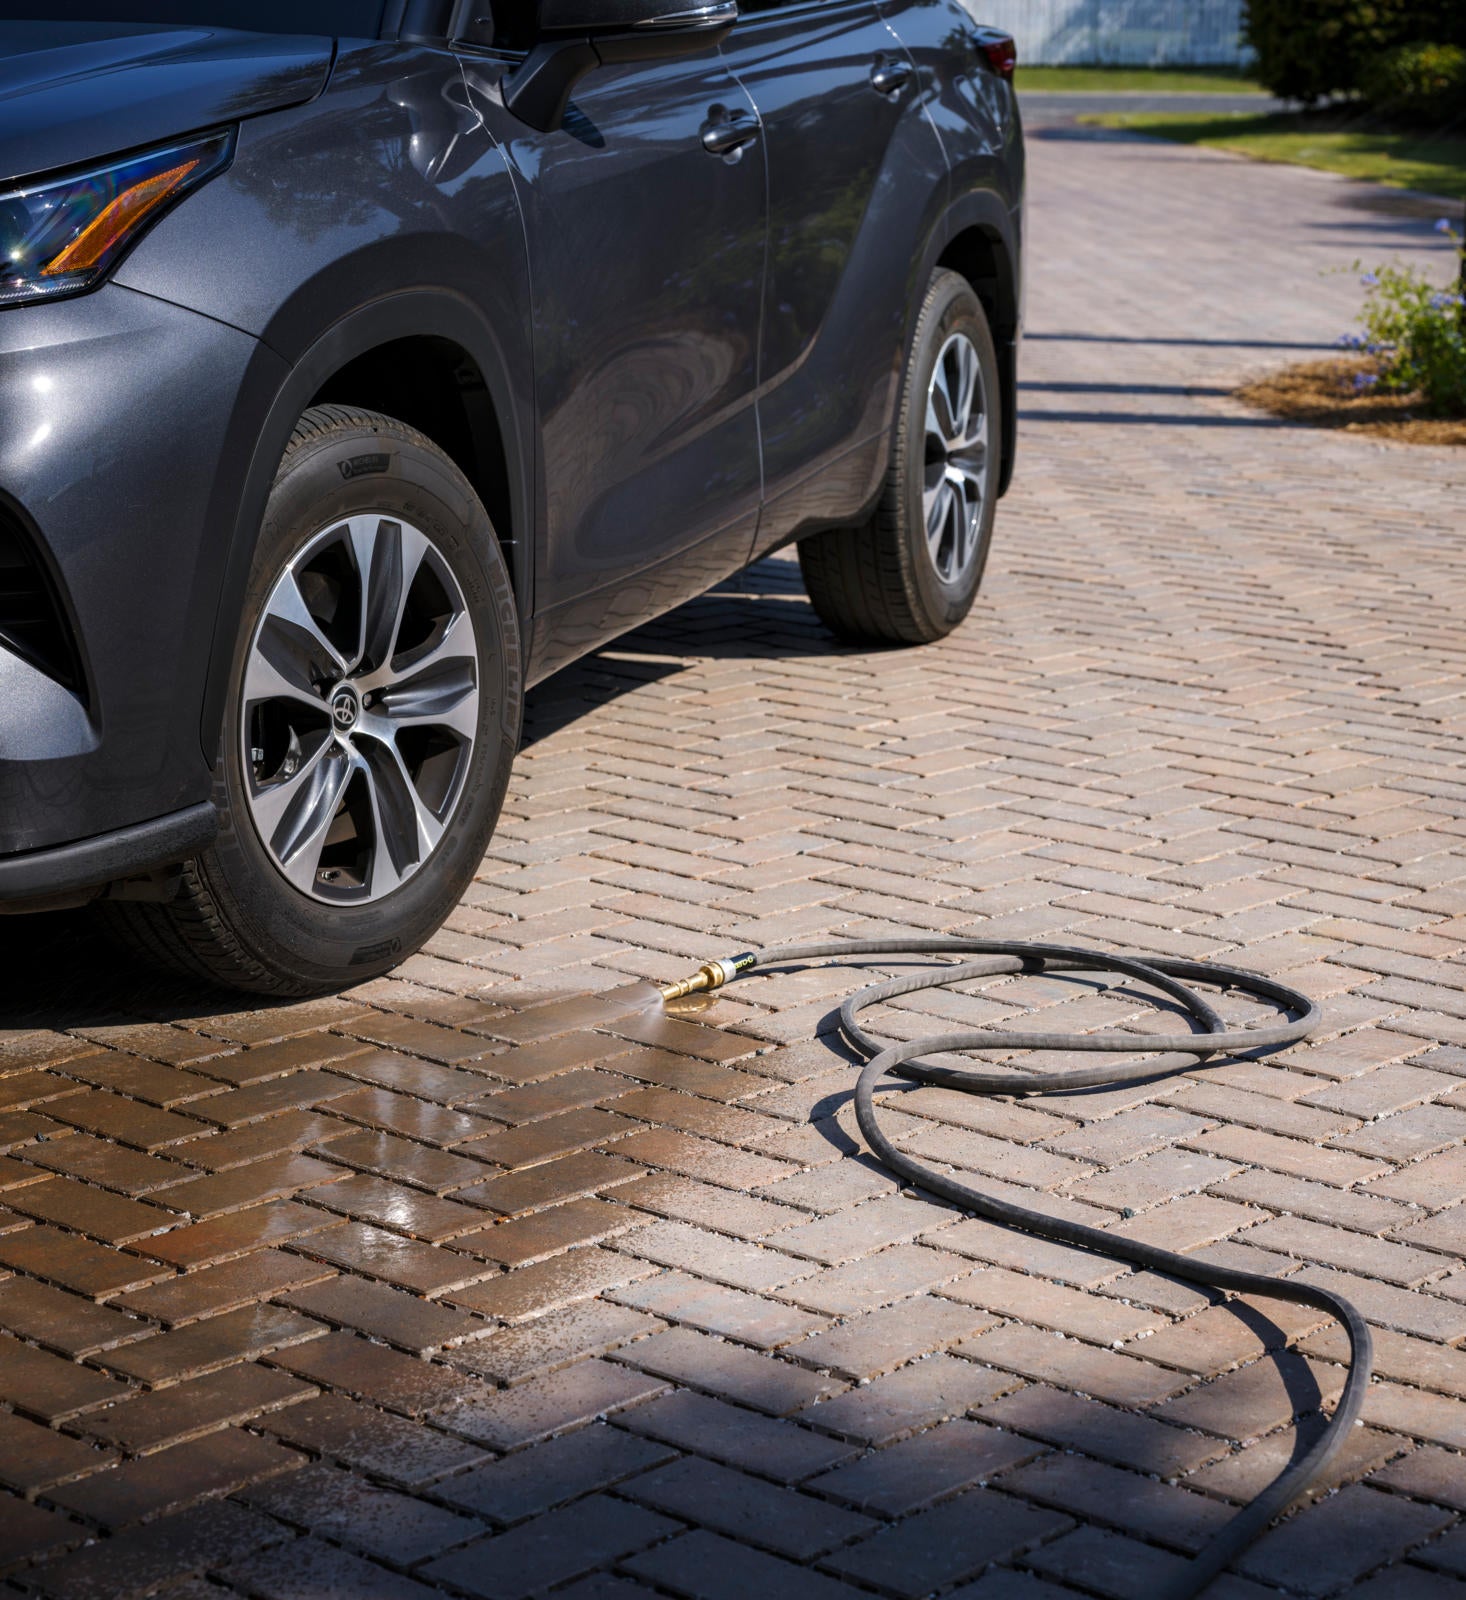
[912,187,1022,497]
[197,285,534,764]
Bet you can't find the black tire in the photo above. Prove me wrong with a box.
[798,269,1002,645]
[103,405,522,996]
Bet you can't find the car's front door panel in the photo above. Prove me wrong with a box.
[720,0,948,556]
[460,51,766,683]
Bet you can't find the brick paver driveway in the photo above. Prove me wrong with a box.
[2,127,1464,1600]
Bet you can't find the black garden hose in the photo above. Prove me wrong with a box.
[659,938,1374,1600]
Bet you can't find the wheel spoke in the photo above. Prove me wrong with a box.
[925,478,950,538]
[255,738,354,893]
[357,608,474,693]
[926,365,957,449]
[373,656,479,740]
[248,573,346,710]
[350,516,428,674]
[949,338,978,438]
[356,732,447,880]
[948,439,988,483]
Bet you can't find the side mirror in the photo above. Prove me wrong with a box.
[480,0,739,132]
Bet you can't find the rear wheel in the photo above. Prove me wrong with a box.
[105,405,521,995]
[798,268,1002,645]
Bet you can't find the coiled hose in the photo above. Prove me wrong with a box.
[660,937,1373,1600]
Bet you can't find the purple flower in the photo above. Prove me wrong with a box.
[1360,271,1379,286]
[1430,291,1464,311]
[1352,372,1379,391]
[1437,218,1456,234]
[1335,332,1365,349]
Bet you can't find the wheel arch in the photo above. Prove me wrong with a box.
[920,193,1021,498]
[200,290,532,764]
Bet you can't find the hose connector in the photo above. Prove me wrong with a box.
[659,951,757,1003]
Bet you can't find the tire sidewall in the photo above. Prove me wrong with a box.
[898,275,1003,634]
[202,413,521,988]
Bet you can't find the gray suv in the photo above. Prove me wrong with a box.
[0,0,1023,992]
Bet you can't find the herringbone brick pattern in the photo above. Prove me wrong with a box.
[1,126,1463,1599]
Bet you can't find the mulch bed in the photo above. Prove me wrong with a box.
[1237,356,1466,446]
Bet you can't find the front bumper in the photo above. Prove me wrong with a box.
[0,802,217,909]
[0,283,274,865]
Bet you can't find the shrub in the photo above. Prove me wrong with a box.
[1244,0,1466,103]
[1341,219,1466,416]
[1361,40,1466,121]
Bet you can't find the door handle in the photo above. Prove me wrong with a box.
[870,57,914,95]
[701,110,759,157]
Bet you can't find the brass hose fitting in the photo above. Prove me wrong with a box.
[658,951,758,1003]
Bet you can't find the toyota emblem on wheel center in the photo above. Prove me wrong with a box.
[330,686,359,731]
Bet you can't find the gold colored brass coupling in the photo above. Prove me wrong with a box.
[659,952,758,1003]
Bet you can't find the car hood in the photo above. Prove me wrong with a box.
[0,20,332,183]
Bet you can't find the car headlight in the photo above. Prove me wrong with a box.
[0,129,234,310]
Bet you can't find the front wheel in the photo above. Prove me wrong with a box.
[105,405,521,996]
[798,268,1002,645]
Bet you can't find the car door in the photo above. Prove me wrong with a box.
[719,0,949,556]
[458,43,766,682]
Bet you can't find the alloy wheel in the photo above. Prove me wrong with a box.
[922,330,989,586]
[240,513,479,903]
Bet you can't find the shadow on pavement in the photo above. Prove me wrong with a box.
[523,557,846,747]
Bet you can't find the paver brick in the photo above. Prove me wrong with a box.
[18,1132,190,1195]
[99,1302,325,1384]
[0,1332,126,1422]
[617,1170,799,1237]
[614,1325,842,1415]
[444,1242,655,1321]
[957,1323,1188,1407]
[997,1452,1230,1554]
[822,1487,1072,1596]
[810,1417,1042,1516]
[113,1248,333,1326]
[0,1408,116,1491]
[240,1459,484,1562]
[801,1352,1016,1445]
[1238,1483,1455,1596]
[435,1421,674,1524]
[1154,1351,1348,1440]
[979,1383,1224,1478]
[5,1176,175,1244]
[221,1536,445,1600]
[259,1391,489,1485]
[619,1216,813,1292]
[0,1224,168,1297]
[136,1198,342,1268]
[28,1500,289,1600]
[85,1362,314,1452]
[151,1150,347,1220]
[0,1274,149,1356]
[434,1355,669,1449]
[623,1454,875,1558]
[625,1528,869,1600]
[616,1386,855,1482]
[281,1277,481,1356]
[612,1267,822,1349]
[48,1427,300,1527]
[446,1298,659,1384]
[267,1328,487,1413]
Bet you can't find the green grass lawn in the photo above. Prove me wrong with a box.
[1018,65,1262,93]
[1085,108,1466,199]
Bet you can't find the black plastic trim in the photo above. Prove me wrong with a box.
[0,803,218,903]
